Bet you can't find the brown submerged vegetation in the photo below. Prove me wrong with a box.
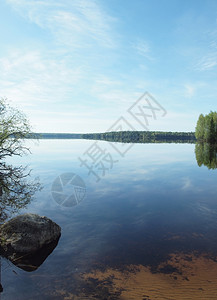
[38,252,217,300]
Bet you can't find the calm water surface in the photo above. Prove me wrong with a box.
[2,140,217,299]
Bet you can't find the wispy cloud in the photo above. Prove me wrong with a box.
[3,0,119,115]
[3,0,217,133]
[194,30,217,71]
[90,76,139,106]
[6,0,116,49]
[195,52,217,71]
[0,50,84,107]
[132,39,154,61]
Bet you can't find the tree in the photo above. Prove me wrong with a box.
[0,99,42,293]
[210,115,216,143]
[0,98,40,223]
[0,98,33,160]
[195,114,205,140]
[195,111,217,143]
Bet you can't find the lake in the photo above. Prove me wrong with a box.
[1,139,217,299]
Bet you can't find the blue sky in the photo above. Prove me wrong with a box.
[0,0,217,133]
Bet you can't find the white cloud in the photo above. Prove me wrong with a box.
[3,0,216,134]
[91,82,140,106]
[2,0,122,131]
[195,52,217,71]
[6,0,116,49]
[0,50,84,107]
[194,30,217,71]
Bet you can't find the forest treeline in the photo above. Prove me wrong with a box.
[81,131,196,144]
[24,131,196,143]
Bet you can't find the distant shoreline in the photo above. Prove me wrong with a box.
[25,131,196,143]
[26,133,82,139]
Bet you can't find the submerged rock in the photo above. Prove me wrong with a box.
[8,237,60,272]
[0,213,61,271]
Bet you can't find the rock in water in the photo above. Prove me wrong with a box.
[0,213,61,271]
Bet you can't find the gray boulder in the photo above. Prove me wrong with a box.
[0,213,61,270]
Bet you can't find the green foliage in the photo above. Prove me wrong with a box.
[195,114,205,140]
[195,111,217,142]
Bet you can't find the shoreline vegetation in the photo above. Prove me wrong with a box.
[25,131,196,143]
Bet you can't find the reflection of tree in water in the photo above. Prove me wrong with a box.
[0,162,41,224]
[195,143,217,169]
[0,162,41,294]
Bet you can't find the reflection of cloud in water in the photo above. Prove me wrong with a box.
[181,177,193,190]
[4,140,217,299]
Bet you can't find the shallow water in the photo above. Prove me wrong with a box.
[1,140,217,299]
